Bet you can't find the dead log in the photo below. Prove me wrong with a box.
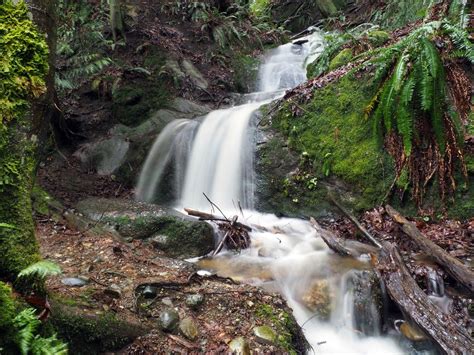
[310,218,352,256]
[374,242,473,354]
[385,205,474,293]
[184,208,252,231]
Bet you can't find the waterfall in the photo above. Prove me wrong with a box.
[137,31,406,354]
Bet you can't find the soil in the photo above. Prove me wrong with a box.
[36,216,306,353]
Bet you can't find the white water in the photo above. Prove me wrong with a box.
[137,31,406,353]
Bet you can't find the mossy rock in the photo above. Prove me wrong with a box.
[75,198,214,258]
[367,30,390,46]
[0,282,15,330]
[50,301,146,355]
[256,70,473,219]
[232,54,260,93]
[255,303,308,354]
[328,48,353,71]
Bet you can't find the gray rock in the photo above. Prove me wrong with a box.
[185,294,204,309]
[75,198,214,259]
[179,317,199,340]
[253,325,276,345]
[142,285,157,298]
[181,60,208,89]
[159,309,179,332]
[61,277,89,287]
[161,297,173,307]
[73,137,129,175]
[228,337,250,355]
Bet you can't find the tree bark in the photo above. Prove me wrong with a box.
[375,242,473,354]
[386,205,474,293]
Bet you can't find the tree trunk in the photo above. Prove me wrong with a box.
[0,0,57,282]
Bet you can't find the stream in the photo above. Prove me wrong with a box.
[136,32,422,353]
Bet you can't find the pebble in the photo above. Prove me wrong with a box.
[228,337,250,355]
[186,294,204,309]
[179,317,199,340]
[159,309,179,331]
[162,297,173,307]
[399,322,428,342]
[142,285,157,299]
[253,325,276,345]
[61,277,88,287]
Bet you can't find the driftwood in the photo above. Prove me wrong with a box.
[184,208,252,231]
[184,208,251,254]
[375,242,473,354]
[386,205,474,293]
[328,194,382,248]
[310,218,352,256]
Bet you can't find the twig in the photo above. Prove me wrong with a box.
[327,192,382,248]
[203,192,228,220]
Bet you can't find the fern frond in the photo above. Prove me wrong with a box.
[13,308,40,355]
[442,22,474,63]
[17,261,62,280]
[397,73,415,155]
[30,334,68,355]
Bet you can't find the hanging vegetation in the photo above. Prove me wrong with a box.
[364,20,473,204]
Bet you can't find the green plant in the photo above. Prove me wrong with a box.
[18,261,62,280]
[13,308,67,355]
[0,0,49,124]
[55,0,113,91]
[364,20,473,203]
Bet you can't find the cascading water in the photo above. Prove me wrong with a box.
[137,32,407,353]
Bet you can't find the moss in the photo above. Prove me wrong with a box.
[328,48,353,71]
[255,304,305,354]
[232,54,260,93]
[258,73,394,216]
[367,30,390,46]
[0,282,15,330]
[50,301,145,354]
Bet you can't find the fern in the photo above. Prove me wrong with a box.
[13,308,40,355]
[30,334,68,355]
[17,261,62,280]
[397,73,415,155]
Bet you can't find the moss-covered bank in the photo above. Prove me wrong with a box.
[256,70,473,219]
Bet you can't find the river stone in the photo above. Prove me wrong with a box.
[185,294,204,309]
[179,317,199,340]
[61,277,89,287]
[253,325,276,345]
[400,322,428,342]
[159,309,179,332]
[228,337,250,355]
[75,198,214,259]
[301,279,332,320]
[104,284,122,299]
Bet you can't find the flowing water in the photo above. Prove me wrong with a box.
[137,32,410,353]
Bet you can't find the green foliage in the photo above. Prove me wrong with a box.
[0,0,49,123]
[366,21,473,156]
[17,261,62,280]
[13,308,67,355]
[55,0,113,91]
[306,25,387,79]
[0,282,16,329]
[370,0,435,29]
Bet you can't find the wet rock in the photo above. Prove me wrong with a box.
[228,337,250,355]
[253,325,276,345]
[179,317,199,340]
[142,285,157,299]
[104,284,122,299]
[301,279,332,320]
[185,294,204,310]
[399,322,428,342]
[159,309,179,332]
[61,277,89,287]
[75,198,214,259]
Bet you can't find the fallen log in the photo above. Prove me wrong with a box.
[374,242,473,354]
[309,218,352,256]
[184,208,252,231]
[385,205,474,293]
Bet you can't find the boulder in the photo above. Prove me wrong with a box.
[75,198,215,259]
